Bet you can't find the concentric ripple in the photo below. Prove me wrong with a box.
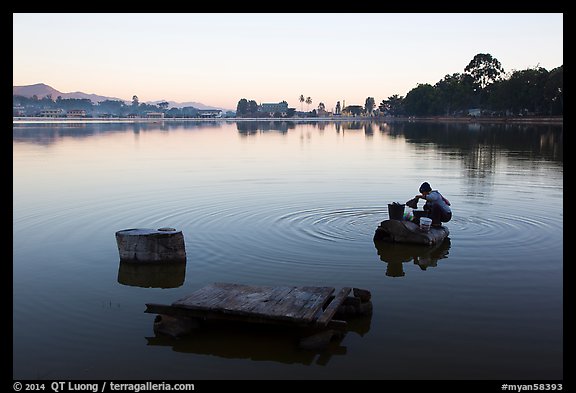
[275,206,387,242]
[447,209,562,260]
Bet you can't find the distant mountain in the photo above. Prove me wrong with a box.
[146,100,225,111]
[13,83,230,112]
[13,83,127,103]
[13,83,61,99]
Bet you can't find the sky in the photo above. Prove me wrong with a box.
[13,13,563,111]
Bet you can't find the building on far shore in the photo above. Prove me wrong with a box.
[146,112,165,119]
[259,101,288,117]
[39,109,64,117]
[197,109,222,118]
[67,109,87,118]
[13,105,25,116]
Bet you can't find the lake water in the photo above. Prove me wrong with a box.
[13,119,563,380]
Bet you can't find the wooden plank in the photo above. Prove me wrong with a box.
[218,285,331,323]
[175,283,273,309]
[263,286,334,321]
[145,303,316,327]
[174,283,234,308]
[171,283,335,324]
[301,287,335,321]
[267,287,321,319]
[226,285,294,316]
[207,283,291,317]
[315,287,351,327]
[214,282,277,311]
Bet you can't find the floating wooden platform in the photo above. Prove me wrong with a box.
[373,219,449,246]
[145,282,370,331]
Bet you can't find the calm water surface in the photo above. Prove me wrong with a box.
[13,120,563,379]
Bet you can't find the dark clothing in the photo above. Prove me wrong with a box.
[425,204,452,226]
[405,197,419,209]
[423,190,452,226]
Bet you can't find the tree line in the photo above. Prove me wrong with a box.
[235,54,562,118]
[389,54,563,117]
[12,94,233,118]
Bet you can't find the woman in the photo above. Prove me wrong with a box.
[415,182,452,227]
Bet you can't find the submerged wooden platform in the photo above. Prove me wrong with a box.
[373,219,449,246]
[145,282,362,329]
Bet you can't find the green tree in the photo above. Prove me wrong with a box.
[166,107,182,118]
[158,101,169,111]
[97,99,126,116]
[378,99,389,114]
[483,78,507,114]
[403,84,441,116]
[379,95,404,116]
[305,97,312,112]
[364,97,375,116]
[132,95,139,108]
[58,98,93,111]
[236,98,249,116]
[299,94,305,112]
[40,95,56,108]
[502,67,549,115]
[139,102,162,113]
[181,106,198,117]
[464,53,504,89]
[335,101,341,115]
[434,73,476,115]
[544,65,563,115]
[248,100,259,116]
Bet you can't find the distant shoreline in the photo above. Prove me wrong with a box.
[404,115,563,124]
[13,116,563,125]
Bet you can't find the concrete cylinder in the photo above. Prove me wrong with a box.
[115,228,186,263]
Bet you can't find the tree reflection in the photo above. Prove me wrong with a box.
[14,120,562,168]
[236,120,296,134]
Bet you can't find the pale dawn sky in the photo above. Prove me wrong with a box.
[13,13,563,111]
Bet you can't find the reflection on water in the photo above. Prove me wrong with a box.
[374,238,451,277]
[117,261,186,288]
[14,120,563,164]
[145,315,372,366]
[385,120,563,162]
[146,324,343,366]
[236,120,296,134]
[341,121,363,130]
[12,120,224,144]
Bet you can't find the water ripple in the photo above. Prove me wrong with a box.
[448,211,561,259]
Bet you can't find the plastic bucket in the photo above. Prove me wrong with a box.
[413,210,427,224]
[388,203,405,220]
[419,217,432,232]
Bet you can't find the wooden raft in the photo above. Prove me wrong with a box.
[145,282,352,329]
